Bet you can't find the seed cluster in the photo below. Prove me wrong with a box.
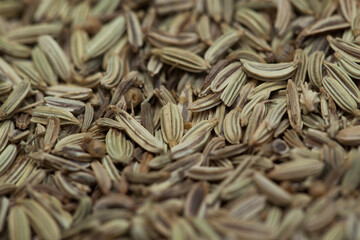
[0,0,360,239]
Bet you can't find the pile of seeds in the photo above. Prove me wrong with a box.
[1,0,360,239]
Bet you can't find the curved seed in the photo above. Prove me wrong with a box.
[242,60,297,81]
[38,35,72,82]
[152,47,210,73]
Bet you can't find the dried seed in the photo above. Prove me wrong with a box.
[0,80,30,120]
[204,30,243,65]
[91,161,111,195]
[84,16,126,60]
[274,0,291,37]
[160,103,184,148]
[31,46,57,86]
[307,51,324,89]
[38,35,72,82]
[304,15,350,36]
[170,119,217,159]
[324,61,360,103]
[7,23,63,44]
[125,8,143,52]
[71,29,88,69]
[152,47,210,73]
[100,55,123,89]
[236,8,271,40]
[115,109,166,153]
[323,76,360,115]
[242,60,297,81]
[8,206,31,240]
[31,106,80,125]
[21,199,61,240]
[106,129,134,164]
[223,108,242,144]
[0,37,31,58]
[286,79,303,133]
[336,125,360,146]
[253,172,292,206]
[268,159,324,181]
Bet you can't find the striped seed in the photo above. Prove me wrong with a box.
[38,35,72,82]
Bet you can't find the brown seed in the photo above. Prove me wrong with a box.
[308,181,326,198]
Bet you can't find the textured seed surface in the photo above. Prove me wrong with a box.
[0,1,359,240]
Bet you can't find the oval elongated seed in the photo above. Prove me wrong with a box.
[32,46,57,86]
[0,57,22,84]
[21,199,61,240]
[304,15,350,36]
[125,8,143,52]
[154,0,193,15]
[341,149,360,194]
[0,37,32,58]
[71,29,88,69]
[0,144,17,175]
[38,35,72,82]
[171,119,218,159]
[44,97,85,114]
[180,119,218,143]
[7,23,63,44]
[211,62,242,92]
[204,30,243,65]
[31,106,80,125]
[147,29,199,48]
[220,67,247,106]
[241,91,269,126]
[286,80,302,133]
[324,61,360,102]
[327,36,360,63]
[8,206,31,240]
[253,172,292,206]
[13,60,47,91]
[160,103,184,148]
[335,51,360,80]
[336,125,360,146]
[307,51,324,89]
[293,49,308,85]
[242,60,297,81]
[339,0,356,23]
[323,76,359,114]
[115,109,165,153]
[197,14,212,44]
[100,55,123,89]
[92,0,121,16]
[276,208,304,240]
[236,8,271,40]
[249,82,286,99]
[187,166,233,181]
[91,161,111,195]
[0,80,30,120]
[106,129,134,164]
[147,56,163,76]
[274,0,291,37]
[0,120,13,152]
[188,92,222,112]
[268,160,324,181]
[85,15,126,60]
[152,47,210,73]
[243,102,266,144]
[223,109,242,144]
